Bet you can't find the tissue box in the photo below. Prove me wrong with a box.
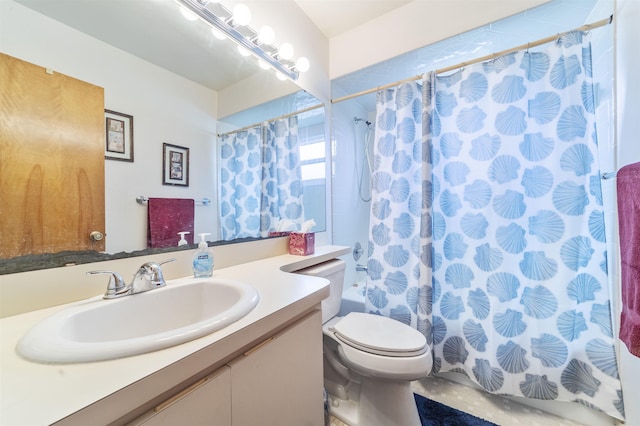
[268,231,291,237]
[289,232,315,255]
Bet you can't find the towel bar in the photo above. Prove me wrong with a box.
[136,196,211,206]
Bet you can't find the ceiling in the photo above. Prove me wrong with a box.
[14,0,411,91]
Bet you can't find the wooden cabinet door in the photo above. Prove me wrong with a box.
[0,53,105,258]
[129,366,232,426]
[229,310,324,426]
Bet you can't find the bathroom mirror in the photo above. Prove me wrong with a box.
[1,0,326,273]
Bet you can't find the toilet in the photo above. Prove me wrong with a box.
[297,259,432,426]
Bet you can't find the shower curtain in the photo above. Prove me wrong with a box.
[219,127,263,240]
[260,116,305,236]
[366,80,433,338]
[219,117,304,240]
[365,31,624,419]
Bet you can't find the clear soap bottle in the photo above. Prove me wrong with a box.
[192,233,214,278]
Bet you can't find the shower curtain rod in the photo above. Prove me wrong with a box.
[217,102,324,137]
[331,15,613,105]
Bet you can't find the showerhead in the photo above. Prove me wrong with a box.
[354,117,372,127]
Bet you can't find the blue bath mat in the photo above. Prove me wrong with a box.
[415,393,498,426]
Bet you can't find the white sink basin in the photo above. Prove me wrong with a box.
[17,278,259,363]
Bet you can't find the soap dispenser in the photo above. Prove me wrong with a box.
[192,233,214,278]
[177,231,190,246]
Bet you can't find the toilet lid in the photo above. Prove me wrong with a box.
[332,312,427,357]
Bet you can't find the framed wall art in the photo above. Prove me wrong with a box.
[162,143,189,187]
[104,109,134,162]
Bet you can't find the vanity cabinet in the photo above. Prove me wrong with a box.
[128,309,323,426]
[229,309,324,425]
[129,367,231,426]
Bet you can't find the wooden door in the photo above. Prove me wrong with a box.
[0,53,105,258]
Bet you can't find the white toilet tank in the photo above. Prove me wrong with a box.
[296,259,346,324]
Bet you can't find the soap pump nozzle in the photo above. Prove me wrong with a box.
[197,233,211,249]
[177,231,190,246]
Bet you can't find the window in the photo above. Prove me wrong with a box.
[298,123,326,183]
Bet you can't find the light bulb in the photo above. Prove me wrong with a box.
[237,46,251,57]
[278,42,294,60]
[295,57,310,72]
[232,3,251,26]
[179,6,198,21]
[257,26,275,45]
[258,60,271,70]
[275,71,287,81]
[211,27,226,40]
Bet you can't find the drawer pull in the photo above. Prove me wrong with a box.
[243,336,275,356]
[154,377,209,413]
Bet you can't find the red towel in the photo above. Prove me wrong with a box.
[617,163,640,357]
[147,198,195,248]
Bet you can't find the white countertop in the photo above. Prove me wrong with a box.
[0,245,349,426]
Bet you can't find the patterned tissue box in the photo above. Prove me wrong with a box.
[289,232,315,255]
[268,231,291,237]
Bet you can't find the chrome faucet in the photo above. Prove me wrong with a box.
[86,270,129,299]
[87,258,176,299]
[130,258,176,294]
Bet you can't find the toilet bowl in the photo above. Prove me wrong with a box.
[296,259,432,426]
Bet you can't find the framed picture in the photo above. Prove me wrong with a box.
[163,143,189,187]
[104,109,134,162]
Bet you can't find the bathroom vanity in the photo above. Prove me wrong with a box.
[0,245,349,425]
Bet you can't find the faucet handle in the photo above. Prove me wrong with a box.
[158,258,176,267]
[140,258,176,286]
[87,270,129,299]
[140,258,176,270]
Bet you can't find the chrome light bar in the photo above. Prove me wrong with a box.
[176,0,299,80]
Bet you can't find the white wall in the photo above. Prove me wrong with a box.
[331,97,374,288]
[0,0,219,251]
[330,0,550,79]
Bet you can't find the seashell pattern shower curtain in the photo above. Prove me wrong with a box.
[260,116,305,236]
[219,116,304,240]
[220,127,263,240]
[366,31,624,419]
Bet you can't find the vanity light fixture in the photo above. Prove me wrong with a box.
[257,26,275,45]
[278,42,294,60]
[231,3,251,26]
[176,0,309,81]
[296,57,310,73]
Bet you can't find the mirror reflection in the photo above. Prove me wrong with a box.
[218,92,326,241]
[0,0,326,273]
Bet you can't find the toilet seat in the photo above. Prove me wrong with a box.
[332,312,427,357]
